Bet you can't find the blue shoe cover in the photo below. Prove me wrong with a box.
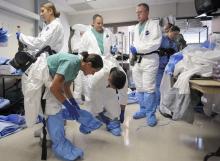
[109,127,121,136]
[147,114,157,127]
[107,120,121,136]
[70,146,84,161]
[77,109,102,131]
[79,124,91,134]
[133,110,146,119]
[54,143,84,161]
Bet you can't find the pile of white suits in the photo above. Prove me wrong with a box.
[160,42,220,122]
[173,46,220,94]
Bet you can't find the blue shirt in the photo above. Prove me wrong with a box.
[158,35,178,69]
[139,21,146,35]
[160,35,178,52]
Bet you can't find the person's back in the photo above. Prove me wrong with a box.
[85,55,128,136]
[156,25,180,107]
[47,53,81,82]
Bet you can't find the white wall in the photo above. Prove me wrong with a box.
[0,0,71,58]
[69,1,196,25]
[0,0,35,58]
[6,0,35,12]
[212,17,220,33]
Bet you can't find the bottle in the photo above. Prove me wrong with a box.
[17,26,26,51]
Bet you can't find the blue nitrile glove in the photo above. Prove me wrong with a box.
[16,32,20,40]
[69,97,80,110]
[0,28,8,43]
[111,45,117,54]
[130,46,137,55]
[120,109,125,123]
[62,99,79,120]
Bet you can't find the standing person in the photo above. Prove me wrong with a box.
[15,2,64,139]
[79,14,116,56]
[68,24,89,104]
[78,14,127,136]
[80,55,128,136]
[16,2,64,53]
[130,3,162,127]
[156,25,180,107]
[70,24,88,55]
[76,14,116,104]
[21,52,103,161]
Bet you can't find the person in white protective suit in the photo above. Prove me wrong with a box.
[69,24,89,104]
[16,2,64,139]
[75,14,117,104]
[130,3,162,127]
[79,14,117,56]
[22,52,103,161]
[16,2,64,53]
[80,55,128,136]
[70,24,88,55]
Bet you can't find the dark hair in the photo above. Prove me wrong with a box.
[164,23,173,31]
[93,14,103,22]
[137,3,149,11]
[169,25,180,32]
[110,67,126,89]
[41,2,60,18]
[81,52,103,69]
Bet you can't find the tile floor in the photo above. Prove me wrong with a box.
[0,104,220,161]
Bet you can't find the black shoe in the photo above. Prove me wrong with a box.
[159,109,172,119]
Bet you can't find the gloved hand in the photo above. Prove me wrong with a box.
[120,109,125,123]
[16,32,20,40]
[69,97,80,110]
[111,45,117,54]
[63,99,79,120]
[130,46,137,55]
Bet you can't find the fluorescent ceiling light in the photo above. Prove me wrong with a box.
[195,13,207,18]
[85,0,96,2]
[195,13,213,18]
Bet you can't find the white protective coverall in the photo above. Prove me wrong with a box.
[22,53,57,127]
[78,27,115,56]
[19,18,64,52]
[132,19,162,92]
[75,27,116,101]
[70,24,88,53]
[70,24,89,101]
[132,19,162,126]
[20,18,64,126]
[87,55,128,119]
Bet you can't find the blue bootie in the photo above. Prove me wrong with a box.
[109,127,121,136]
[77,109,103,131]
[79,125,91,134]
[69,146,84,161]
[133,107,146,119]
[147,114,157,127]
[107,120,121,136]
[133,92,146,119]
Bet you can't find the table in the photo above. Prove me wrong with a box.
[189,79,220,94]
[189,79,220,161]
[0,74,22,97]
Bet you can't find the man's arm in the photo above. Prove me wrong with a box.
[64,81,73,99]
[50,74,66,103]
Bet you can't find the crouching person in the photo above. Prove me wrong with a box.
[22,52,103,161]
[81,55,128,136]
